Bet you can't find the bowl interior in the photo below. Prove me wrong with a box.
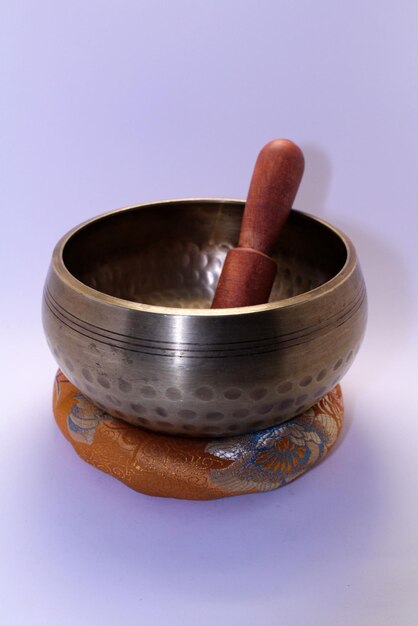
[62,200,347,308]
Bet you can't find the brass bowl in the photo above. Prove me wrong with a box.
[43,198,367,437]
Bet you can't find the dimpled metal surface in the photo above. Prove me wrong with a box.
[42,199,367,437]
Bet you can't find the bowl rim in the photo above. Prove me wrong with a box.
[51,198,358,317]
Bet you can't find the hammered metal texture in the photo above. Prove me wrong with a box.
[43,199,367,436]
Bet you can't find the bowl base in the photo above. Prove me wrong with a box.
[53,370,344,500]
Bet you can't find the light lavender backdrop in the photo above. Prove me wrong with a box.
[1,2,417,625]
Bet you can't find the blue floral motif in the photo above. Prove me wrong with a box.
[67,393,113,445]
[205,414,334,493]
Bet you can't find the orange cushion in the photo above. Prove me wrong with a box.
[53,370,344,500]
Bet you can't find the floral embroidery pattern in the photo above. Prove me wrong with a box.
[67,393,113,445]
[53,371,115,445]
[205,388,343,493]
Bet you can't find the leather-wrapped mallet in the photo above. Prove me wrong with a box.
[211,139,305,308]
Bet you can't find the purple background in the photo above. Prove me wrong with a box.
[2,1,417,624]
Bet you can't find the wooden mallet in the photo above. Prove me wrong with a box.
[211,139,305,308]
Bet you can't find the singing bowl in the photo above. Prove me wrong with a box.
[42,198,367,437]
